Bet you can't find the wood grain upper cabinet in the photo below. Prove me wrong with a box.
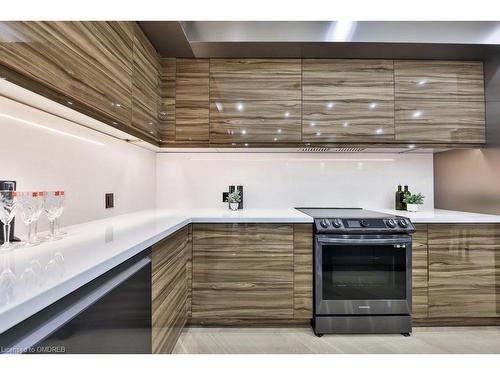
[302,59,395,142]
[158,58,176,144]
[0,22,134,128]
[192,224,294,321]
[175,59,209,142]
[394,60,485,144]
[428,224,500,318]
[209,59,302,144]
[132,24,160,139]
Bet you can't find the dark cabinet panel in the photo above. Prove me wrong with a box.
[158,58,176,143]
[394,60,485,101]
[210,100,301,143]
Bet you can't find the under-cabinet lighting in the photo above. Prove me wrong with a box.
[0,112,105,146]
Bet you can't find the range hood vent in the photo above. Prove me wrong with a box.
[331,147,366,152]
[299,147,330,152]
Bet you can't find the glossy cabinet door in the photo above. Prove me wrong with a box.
[132,23,160,139]
[192,224,294,321]
[395,101,485,143]
[412,224,428,319]
[428,224,500,318]
[0,22,134,128]
[302,59,395,142]
[293,224,313,320]
[210,59,301,144]
[158,58,176,144]
[394,60,485,144]
[175,59,210,142]
[152,226,190,354]
[394,60,485,101]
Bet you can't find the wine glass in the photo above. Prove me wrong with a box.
[0,190,19,250]
[54,191,66,237]
[43,191,61,241]
[17,192,41,247]
[32,192,45,242]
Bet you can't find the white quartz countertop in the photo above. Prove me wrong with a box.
[0,208,311,334]
[1,206,500,334]
[373,208,500,223]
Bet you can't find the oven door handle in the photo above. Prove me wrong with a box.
[316,236,411,245]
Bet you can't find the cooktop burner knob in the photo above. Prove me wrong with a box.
[398,219,408,228]
[320,219,330,228]
[360,219,369,227]
[386,219,396,228]
[332,219,341,228]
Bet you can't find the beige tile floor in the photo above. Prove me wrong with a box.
[172,326,500,354]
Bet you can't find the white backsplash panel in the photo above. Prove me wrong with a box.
[156,152,434,210]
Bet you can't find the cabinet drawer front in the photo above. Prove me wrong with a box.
[428,224,500,318]
[303,100,394,142]
[395,60,484,101]
[192,281,293,319]
[395,101,485,143]
[210,59,301,101]
[303,59,394,101]
[193,244,293,283]
[193,223,294,245]
[210,100,301,143]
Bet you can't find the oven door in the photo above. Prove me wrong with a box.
[315,234,412,316]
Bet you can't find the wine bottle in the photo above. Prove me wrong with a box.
[395,185,403,210]
[403,185,411,210]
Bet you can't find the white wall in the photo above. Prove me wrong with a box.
[156,152,434,210]
[0,96,157,234]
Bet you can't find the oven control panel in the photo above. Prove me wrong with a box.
[315,217,415,233]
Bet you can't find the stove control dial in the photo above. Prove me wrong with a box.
[397,219,408,228]
[320,219,330,228]
[360,219,370,227]
[332,219,342,228]
[386,219,396,228]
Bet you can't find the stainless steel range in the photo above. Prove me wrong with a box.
[297,208,415,337]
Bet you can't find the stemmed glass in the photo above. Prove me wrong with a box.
[0,190,19,250]
[54,191,66,237]
[18,192,41,247]
[43,191,61,241]
[32,191,45,242]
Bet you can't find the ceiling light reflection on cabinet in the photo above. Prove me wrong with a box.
[375,128,384,134]
[310,122,316,127]
[236,102,244,111]
[215,102,224,112]
[327,102,335,109]
[241,129,247,135]
[369,102,378,109]
[417,79,428,86]
[277,128,282,134]
[343,122,349,127]
[412,110,423,118]
[284,111,290,118]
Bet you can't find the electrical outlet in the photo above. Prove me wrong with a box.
[222,192,229,202]
[105,193,114,209]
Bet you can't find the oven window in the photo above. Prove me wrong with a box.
[322,244,406,300]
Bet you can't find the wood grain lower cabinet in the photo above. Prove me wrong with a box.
[428,224,500,318]
[293,224,313,320]
[192,224,294,321]
[412,224,428,318]
[152,226,191,354]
